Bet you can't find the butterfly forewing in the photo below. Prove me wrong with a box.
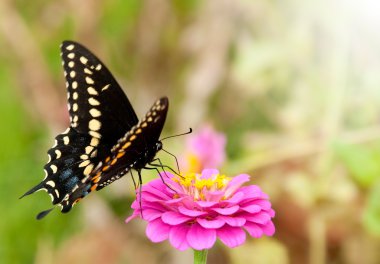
[61,41,138,144]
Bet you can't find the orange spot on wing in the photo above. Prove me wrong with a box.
[117,152,125,158]
[92,174,101,183]
[122,142,131,149]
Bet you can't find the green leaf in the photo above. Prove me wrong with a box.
[334,142,380,188]
[363,181,380,236]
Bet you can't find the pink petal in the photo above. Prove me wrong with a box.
[268,208,276,217]
[187,223,216,250]
[261,221,275,236]
[197,218,225,229]
[165,179,184,192]
[217,216,246,227]
[217,226,246,248]
[239,185,262,199]
[169,225,190,251]
[130,200,139,210]
[146,219,170,242]
[162,211,192,225]
[141,209,163,221]
[140,192,165,203]
[240,204,261,213]
[224,191,245,204]
[253,199,272,210]
[196,201,218,208]
[245,212,271,224]
[143,185,171,200]
[260,192,269,199]
[244,222,264,238]
[204,190,225,202]
[224,174,250,197]
[165,197,188,205]
[142,179,164,192]
[178,206,207,217]
[201,169,220,179]
[212,205,239,215]
[167,197,196,209]
[125,212,139,223]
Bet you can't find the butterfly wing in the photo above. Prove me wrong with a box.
[22,41,139,215]
[61,40,138,144]
[94,97,168,189]
[21,128,100,205]
[56,97,168,213]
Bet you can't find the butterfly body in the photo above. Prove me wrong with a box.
[22,41,168,217]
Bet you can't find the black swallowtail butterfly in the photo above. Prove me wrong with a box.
[22,41,172,219]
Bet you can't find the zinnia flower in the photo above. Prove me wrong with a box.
[182,125,226,172]
[126,169,275,251]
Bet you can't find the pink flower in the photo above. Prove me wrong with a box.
[182,125,226,173]
[126,169,275,251]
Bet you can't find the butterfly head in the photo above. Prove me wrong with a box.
[156,141,163,152]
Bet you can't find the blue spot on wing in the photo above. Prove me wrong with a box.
[65,176,79,191]
[60,168,73,180]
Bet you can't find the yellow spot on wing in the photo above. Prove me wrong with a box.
[90,137,99,146]
[80,56,88,64]
[116,152,125,159]
[90,108,101,117]
[50,165,58,173]
[86,77,94,84]
[84,164,94,175]
[89,119,101,131]
[79,160,90,167]
[88,98,100,106]
[66,44,74,50]
[122,142,131,149]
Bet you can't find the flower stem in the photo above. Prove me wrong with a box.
[194,249,208,264]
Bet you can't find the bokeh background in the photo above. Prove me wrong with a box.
[1,0,380,263]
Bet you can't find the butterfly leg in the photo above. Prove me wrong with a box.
[144,166,177,193]
[130,170,138,190]
[161,148,181,174]
[137,170,144,219]
[149,158,183,178]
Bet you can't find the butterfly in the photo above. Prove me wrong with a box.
[22,41,172,219]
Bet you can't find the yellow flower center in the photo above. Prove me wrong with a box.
[173,172,230,201]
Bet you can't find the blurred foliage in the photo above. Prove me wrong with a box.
[335,141,380,188]
[1,0,380,263]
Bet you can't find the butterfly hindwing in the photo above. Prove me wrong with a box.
[92,97,168,190]
[22,128,103,206]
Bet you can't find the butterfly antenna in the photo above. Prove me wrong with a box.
[160,128,192,141]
